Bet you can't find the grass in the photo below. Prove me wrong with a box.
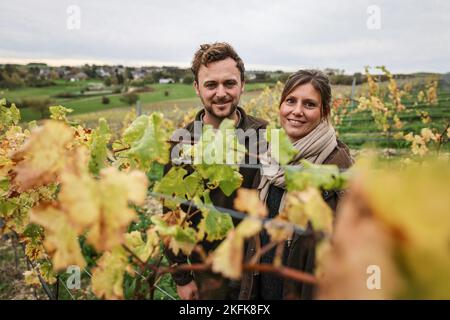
[0,236,48,300]
[68,80,449,152]
[1,82,272,122]
[70,87,269,132]
[5,78,448,152]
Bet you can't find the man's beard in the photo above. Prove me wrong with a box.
[204,103,238,120]
[201,96,239,120]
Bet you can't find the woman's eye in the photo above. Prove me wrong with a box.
[305,102,316,108]
[286,98,296,104]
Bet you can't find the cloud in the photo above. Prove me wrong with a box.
[0,0,449,73]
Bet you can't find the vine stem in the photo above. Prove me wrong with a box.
[112,146,130,153]
[244,263,317,285]
[436,123,449,154]
[154,262,316,285]
[249,239,280,265]
[123,244,316,285]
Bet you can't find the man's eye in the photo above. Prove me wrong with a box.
[205,83,216,89]
[225,81,236,88]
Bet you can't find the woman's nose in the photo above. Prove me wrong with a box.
[292,103,304,116]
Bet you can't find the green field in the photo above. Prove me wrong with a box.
[336,90,450,150]
[0,81,272,122]
[2,79,448,153]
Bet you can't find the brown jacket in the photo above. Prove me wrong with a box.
[164,106,268,287]
[239,140,353,300]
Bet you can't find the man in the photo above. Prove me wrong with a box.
[164,42,267,300]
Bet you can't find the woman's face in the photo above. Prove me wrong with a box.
[279,82,322,142]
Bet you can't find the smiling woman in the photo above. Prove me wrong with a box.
[280,82,323,142]
[279,69,332,142]
[240,69,354,300]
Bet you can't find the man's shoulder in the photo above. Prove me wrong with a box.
[246,114,268,129]
[239,108,269,129]
[169,108,268,141]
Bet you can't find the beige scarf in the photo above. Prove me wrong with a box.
[258,121,337,211]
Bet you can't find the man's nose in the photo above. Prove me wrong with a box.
[216,84,227,97]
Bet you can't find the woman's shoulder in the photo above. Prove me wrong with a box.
[323,139,353,169]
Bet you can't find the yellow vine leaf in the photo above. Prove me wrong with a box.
[264,218,294,243]
[24,239,45,261]
[210,188,268,280]
[151,214,197,256]
[30,205,86,271]
[11,121,74,192]
[39,261,57,285]
[91,246,129,300]
[197,208,234,242]
[58,148,99,229]
[236,219,262,238]
[281,188,333,234]
[30,150,148,254]
[124,229,160,262]
[234,188,268,218]
[319,158,450,299]
[87,168,148,252]
[317,181,400,299]
[359,159,450,298]
[211,230,243,280]
[232,188,266,240]
[23,270,41,286]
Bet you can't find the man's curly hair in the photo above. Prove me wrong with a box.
[191,42,245,83]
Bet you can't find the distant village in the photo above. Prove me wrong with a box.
[0,62,376,90]
[0,62,444,122]
[0,63,299,90]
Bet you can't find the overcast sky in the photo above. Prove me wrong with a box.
[0,0,449,73]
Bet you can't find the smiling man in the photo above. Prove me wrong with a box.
[164,42,267,300]
[192,46,244,128]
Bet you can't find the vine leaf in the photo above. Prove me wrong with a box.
[125,113,170,170]
[88,118,111,175]
[30,205,86,271]
[151,214,197,256]
[285,160,348,192]
[282,187,333,234]
[124,230,160,262]
[11,121,75,192]
[91,246,129,300]
[211,230,243,280]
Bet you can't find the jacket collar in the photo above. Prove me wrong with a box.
[194,106,246,129]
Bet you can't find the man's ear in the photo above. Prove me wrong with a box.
[241,80,245,93]
[194,81,200,96]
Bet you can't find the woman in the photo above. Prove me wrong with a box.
[239,69,353,300]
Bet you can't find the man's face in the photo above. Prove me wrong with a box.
[194,57,245,120]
